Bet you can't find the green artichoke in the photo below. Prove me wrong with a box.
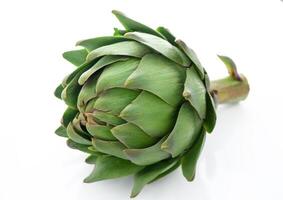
[54,10,248,197]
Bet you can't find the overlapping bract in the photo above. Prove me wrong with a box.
[54,10,216,197]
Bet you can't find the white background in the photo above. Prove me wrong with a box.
[0,0,283,199]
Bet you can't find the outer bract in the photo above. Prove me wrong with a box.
[54,10,216,197]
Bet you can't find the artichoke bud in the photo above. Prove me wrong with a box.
[54,10,234,198]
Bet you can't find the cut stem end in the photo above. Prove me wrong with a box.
[210,74,249,104]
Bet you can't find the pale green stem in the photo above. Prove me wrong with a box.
[210,74,249,104]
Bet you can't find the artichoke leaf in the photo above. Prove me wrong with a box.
[61,63,94,108]
[149,160,181,183]
[125,32,190,66]
[203,71,217,132]
[76,36,128,52]
[182,129,206,181]
[125,53,186,107]
[124,137,171,166]
[79,55,129,85]
[67,123,92,145]
[54,84,64,99]
[161,102,202,157]
[84,98,96,113]
[92,138,128,160]
[61,73,82,108]
[84,109,108,126]
[112,10,163,38]
[95,58,140,93]
[55,125,68,138]
[61,107,78,127]
[85,152,105,164]
[86,123,116,141]
[175,39,205,79]
[203,92,217,133]
[120,91,176,138]
[156,26,176,46]
[93,88,140,115]
[91,111,126,126]
[66,139,93,154]
[131,158,179,198]
[72,116,93,139]
[62,48,88,66]
[183,67,207,119]
[85,154,98,164]
[86,41,151,62]
[77,74,99,112]
[62,61,95,86]
[111,123,158,149]
[84,155,144,183]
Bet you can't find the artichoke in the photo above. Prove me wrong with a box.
[54,10,249,197]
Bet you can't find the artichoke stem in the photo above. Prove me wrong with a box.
[210,74,249,104]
